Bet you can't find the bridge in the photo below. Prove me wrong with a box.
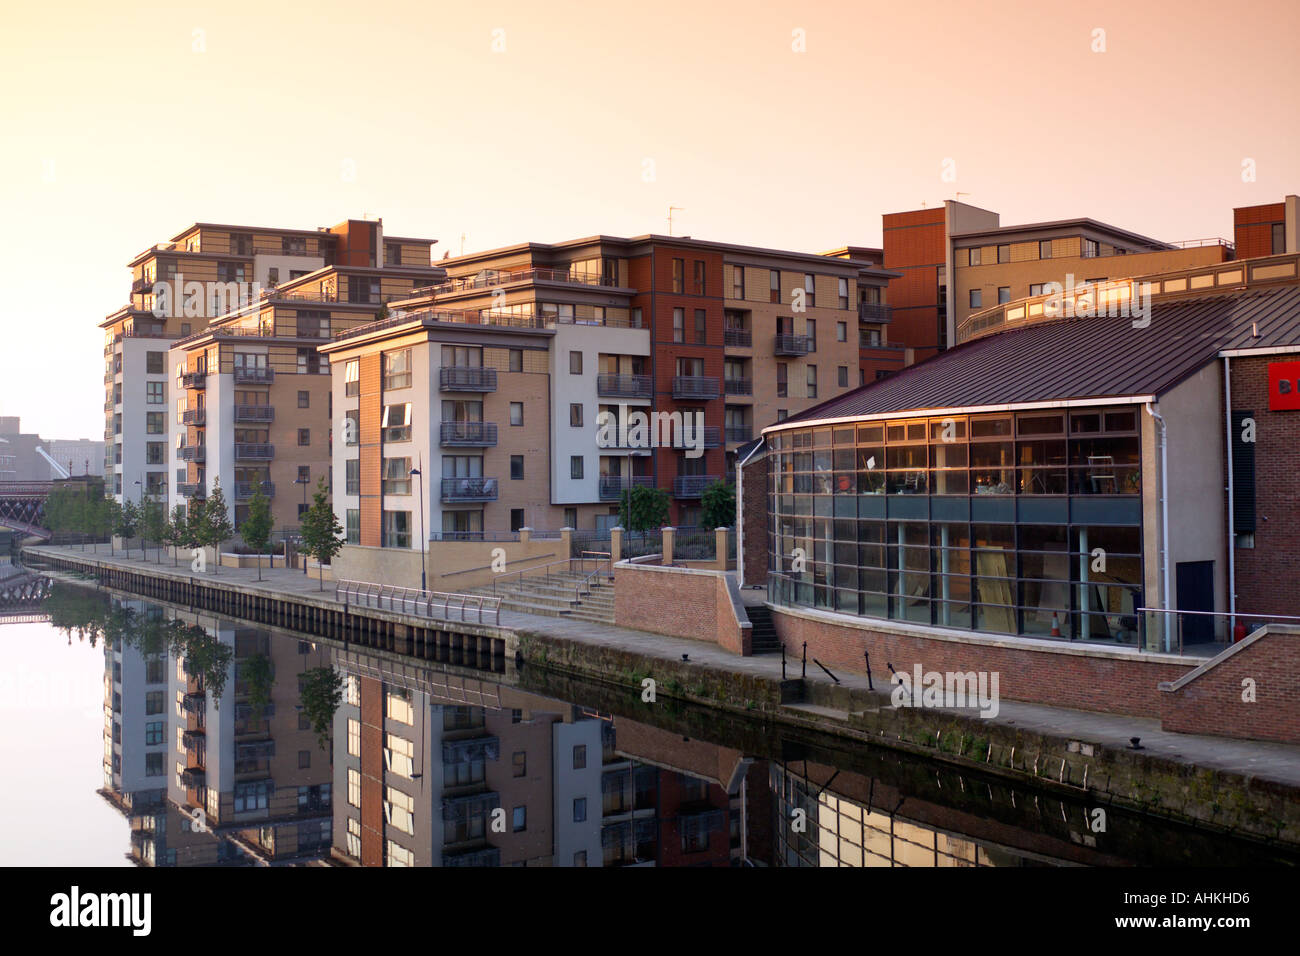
[0,481,55,541]
[0,571,53,624]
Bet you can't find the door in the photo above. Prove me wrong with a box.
[1175,561,1215,645]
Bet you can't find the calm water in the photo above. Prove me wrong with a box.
[1,571,1293,868]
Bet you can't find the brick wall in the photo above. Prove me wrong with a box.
[614,562,749,654]
[1160,625,1300,743]
[1234,202,1285,259]
[740,450,767,587]
[770,606,1192,717]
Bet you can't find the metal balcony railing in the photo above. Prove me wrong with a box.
[181,692,205,715]
[774,334,812,355]
[723,328,752,347]
[181,371,206,389]
[440,477,498,502]
[672,475,718,498]
[181,408,206,426]
[440,421,498,446]
[235,482,274,500]
[598,475,655,500]
[233,366,274,384]
[671,375,720,400]
[724,378,752,395]
[681,425,722,449]
[234,443,274,461]
[180,767,205,789]
[177,483,203,498]
[596,374,652,399]
[857,302,892,323]
[725,425,753,443]
[179,446,206,462]
[234,404,274,423]
[439,366,497,392]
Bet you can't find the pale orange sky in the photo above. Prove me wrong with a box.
[1,0,1297,438]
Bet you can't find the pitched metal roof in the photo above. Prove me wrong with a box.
[773,284,1300,429]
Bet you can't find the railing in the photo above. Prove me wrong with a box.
[672,475,717,497]
[179,446,206,462]
[774,334,812,355]
[858,302,892,323]
[860,331,883,348]
[724,378,752,396]
[181,408,206,426]
[252,244,322,258]
[596,374,652,399]
[235,482,274,500]
[725,425,752,443]
[672,375,720,400]
[491,555,612,604]
[1137,607,1300,656]
[234,443,274,461]
[672,526,716,561]
[336,579,502,625]
[233,366,274,384]
[598,475,654,500]
[683,425,722,448]
[440,366,498,392]
[441,477,498,502]
[415,267,621,299]
[177,483,203,498]
[181,372,206,389]
[723,328,752,347]
[428,531,521,542]
[440,421,498,446]
[234,404,275,423]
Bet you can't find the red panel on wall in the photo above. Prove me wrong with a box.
[1267,360,1300,410]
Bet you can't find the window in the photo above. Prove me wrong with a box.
[1030,283,1045,296]
[502,348,522,374]
[692,260,706,294]
[298,428,310,446]
[385,787,415,835]
[569,350,583,374]
[510,402,523,426]
[512,806,527,832]
[146,382,164,404]
[573,744,587,769]
[346,509,360,544]
[573,797,587,823]
[234,780,272,813]
[673,308,685,343]
[694,309,706,344]
[806,365,817,399]
[770,269,781,303]
[383,349,412,390]
[1082,238,1100,258]
[383,511,411,548]
[145,691,163,715]
[346,675,360,706]
[1039,239,1053,259]
[998,287,1011,304]
[510,508,525,531]
[570,456,584,480]
[838,366,849,388]
[146,442,165,465]
[574,851,587,867]
[969,247,982,266]
[732,266,744,299]
[298,390,310,408]
[146,351,165,374]
[297,464,310,483]
[776,363,788,398]
[345,459,360,495]
[997,244,1010,263]
[382,457,412,495]
[512,752,526,777]
[386,733,414,777]
[299,750,311,769]
[344,359,359,397]
[510,455,524,480]
[564,507,577,528]
[146,412,164,434]
[1272,222,1286,255]
[386,690,414,724]
[346,718,361,756]
[836,321,847,342]
[672,258,684,293]
[969,289,982,309]
[382,403,412,442]
[346,818,361,858]
[838,278,849,309]
[569,403,583,427]
[344,408,360,446]
[145,753,164,776]
[386,841,413,868]
[804,273,816,307]
[806,319,816,351]
[145,721,164,745]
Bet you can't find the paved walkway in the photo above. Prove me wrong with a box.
[25,545,1300,788]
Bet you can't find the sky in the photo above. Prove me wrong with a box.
[0,0,1296,439]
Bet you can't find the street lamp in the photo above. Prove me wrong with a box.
[294,475,309,575]
[409,466,426,593]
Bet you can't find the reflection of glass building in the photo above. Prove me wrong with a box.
[767,407,1143,643]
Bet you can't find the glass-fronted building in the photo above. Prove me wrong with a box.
[767,404,1145,644]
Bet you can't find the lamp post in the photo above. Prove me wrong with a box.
[295,475,309,575]
[409,466,426,592]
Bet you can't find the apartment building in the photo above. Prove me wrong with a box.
[879,200,1235,365]
[102,217,439,511]
[321,233,894,560]
[1234,195,1298,258]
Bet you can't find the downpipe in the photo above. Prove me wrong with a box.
[1145,403,1173,653]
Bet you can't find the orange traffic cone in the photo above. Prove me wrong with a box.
[1050,613,1061,637]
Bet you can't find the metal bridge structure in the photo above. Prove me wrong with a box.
[0,571,53,625]
[0,481,54,541]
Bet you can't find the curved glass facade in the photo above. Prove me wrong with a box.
[767,406,1145,644]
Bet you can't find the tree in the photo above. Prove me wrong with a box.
[298,477,343,591]
[701,480,736,530]
[240,653,275,719]
[201,480,235,573]
[164,505,188,567]
[140,495,167,563]
[619,484,670,534]
[102,498,122,556]
[299,666,343,751]
[114,500,140,559]
[241,486,275,581]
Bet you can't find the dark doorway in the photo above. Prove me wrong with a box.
[1175,561,1215,645]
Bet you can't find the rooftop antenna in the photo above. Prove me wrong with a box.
[460,232,466,256]
[667,206,684,236]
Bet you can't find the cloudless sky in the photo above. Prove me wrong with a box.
[1,0,1296,438]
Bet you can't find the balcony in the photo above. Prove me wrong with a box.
[671,376,720,400]
[181,371,206,389]
[180,767,205,789]
[723,328,752,347]
[130,276,155,294]
[441,477,499,502]
[439,366,497,392]
[235,482,274,500]
[725,425,753,444]
[724,378,752,396]
[181,692,205,715]
[599,475,654,500]
[596,374,652,399]
[858,302,892,323]
[181,729,205,750]
[440,421,498,447]
[673,475,718,498]
[181,408,206,426]
[178,483,203,498]
[179,446,206,463]
[234,404,275,423]
[233,366,274,384]
[774,334,812,355]
[234,443,274,461]
[682,425,722,449]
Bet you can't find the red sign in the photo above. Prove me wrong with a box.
[1268,361,1300,411]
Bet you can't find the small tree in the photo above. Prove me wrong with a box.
[298,478,343,591]
[619,484,671,535]
[102,498,122,556]
[140,495,167,563]
[114,500,140,559]
[164,505,189,567]
[201,481,235,574]
[241,486,275,581]
[299,666,343,751]
[701,480,736,530]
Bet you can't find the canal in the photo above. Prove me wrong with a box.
[2,573,1295,868]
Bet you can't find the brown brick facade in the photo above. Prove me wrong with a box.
[614,563,749,655]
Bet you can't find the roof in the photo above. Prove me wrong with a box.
[770,284,1300,429]
[949,216,1170,250]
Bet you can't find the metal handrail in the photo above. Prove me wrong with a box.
[335,579,501,624]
